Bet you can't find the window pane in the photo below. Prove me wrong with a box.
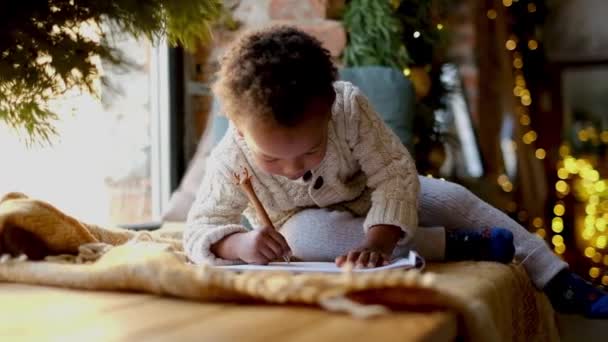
[0,35,163,226]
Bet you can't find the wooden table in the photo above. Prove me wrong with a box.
[1,283,458,342]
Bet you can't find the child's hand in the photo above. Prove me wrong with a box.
[236,226,291,264]
[335,245,391,269]
[335,224,403,268]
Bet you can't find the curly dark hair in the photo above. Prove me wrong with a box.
[213,26,338,126]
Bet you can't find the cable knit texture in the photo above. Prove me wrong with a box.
[185,81,419,265]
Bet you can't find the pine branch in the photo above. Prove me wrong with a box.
[343,0,411,69]
[0,0,222,144]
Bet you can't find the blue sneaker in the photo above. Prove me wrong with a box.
[545,270,608,318]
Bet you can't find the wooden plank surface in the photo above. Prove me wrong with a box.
[0,283,457,342]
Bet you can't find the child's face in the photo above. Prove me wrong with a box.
[236,102,331,180]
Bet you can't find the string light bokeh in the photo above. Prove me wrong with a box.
[492,0,608,285]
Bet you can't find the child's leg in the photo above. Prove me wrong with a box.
[279,208,446,261]
[279,208,362,261]
[419,176,608,318]
[417,176,567,289]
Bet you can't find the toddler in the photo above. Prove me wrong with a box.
[185,26,607,318]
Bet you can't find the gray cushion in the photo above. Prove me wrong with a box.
[338,66,415,149]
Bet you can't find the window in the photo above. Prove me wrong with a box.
[0,35,171,226]
[435,64,484,179]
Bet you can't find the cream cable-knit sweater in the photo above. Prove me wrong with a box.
[184,81,420,265]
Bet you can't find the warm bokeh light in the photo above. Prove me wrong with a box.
[589,267,600,278]
[535,148,546,160]
[506,40,517,50]
[552,217,564,233]
[553,203,565,216]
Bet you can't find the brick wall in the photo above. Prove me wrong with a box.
[209,0,347,72]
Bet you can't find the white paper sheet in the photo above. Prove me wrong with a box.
[216,251,420,273]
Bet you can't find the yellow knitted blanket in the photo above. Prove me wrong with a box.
[0,193,559,342]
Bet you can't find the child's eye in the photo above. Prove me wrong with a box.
[305,150,319,155]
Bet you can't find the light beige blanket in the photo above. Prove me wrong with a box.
[0,193,559,341]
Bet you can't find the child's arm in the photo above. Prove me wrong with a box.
[183,151,289,264]
[184,159,248,265]
[339,84,420,265]
[184,160,289,265]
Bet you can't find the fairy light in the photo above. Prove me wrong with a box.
[487,9,498,19]
[552,235,564,246]
[528,40,538,50]
[503,0,513,7]
[437,23,444,30]
[413,31,421,38]
[505,39,517,50]
[497,174,509,185]
[552,217,564,233]
[513,86,524,97]
[589,267,600,278]
[556,181,569,194]
[597,236,607,249]
[592,253,603,263]
[403,68,411,77]
[513,57,524,69]
[557,168,569,180]
[596,217,607,232]
[554,203,565,216]
[528,3,537,13]
[522,130,537,144]
[535,148,546,160]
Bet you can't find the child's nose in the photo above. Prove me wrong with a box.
[285,160,305,175]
